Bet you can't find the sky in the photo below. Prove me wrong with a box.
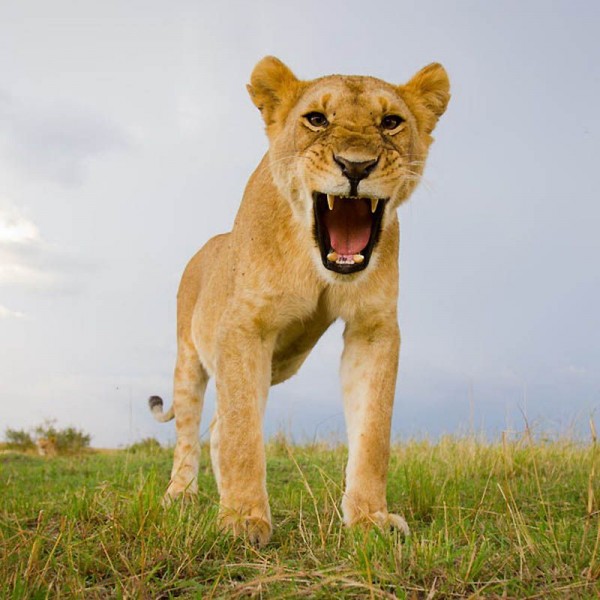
[0,0,599,448]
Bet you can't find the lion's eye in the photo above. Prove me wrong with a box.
[381,115,405,131]
[304,112,329,128]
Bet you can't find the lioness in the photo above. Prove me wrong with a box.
[150,57,450,546]
[36,437,58,457]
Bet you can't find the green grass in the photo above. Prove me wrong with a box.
[2,434,600,598]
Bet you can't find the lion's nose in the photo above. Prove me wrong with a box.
[333,155,379,184]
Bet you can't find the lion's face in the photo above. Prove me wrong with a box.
[248,58,450,276]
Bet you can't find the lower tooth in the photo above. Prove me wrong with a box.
[353,254,364,263]
[327,251,339,262]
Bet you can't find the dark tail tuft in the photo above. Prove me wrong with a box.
[148,395,174,422]
[148,395,164,410]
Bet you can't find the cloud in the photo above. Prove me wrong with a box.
[0,204,40,244]
[0,262,57,288]
[0,201,91,291]
[560,365,588,377]
[0,304,25,319]
[0,90,130,186]
[0,204,46,287]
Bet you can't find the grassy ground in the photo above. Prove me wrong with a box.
[1,434,600,599]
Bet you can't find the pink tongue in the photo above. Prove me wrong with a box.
[322,199,372,255]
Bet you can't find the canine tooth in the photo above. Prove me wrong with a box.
[327,194,335,210]
[353,254,364,263]
[370,198,379,213]
[327,251,339,262]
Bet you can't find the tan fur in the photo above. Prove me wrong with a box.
[36,437,58,457]
[152,57,450,545]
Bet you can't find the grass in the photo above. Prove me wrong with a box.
[1,432,600,598]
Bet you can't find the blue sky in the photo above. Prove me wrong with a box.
[1,0,599,447]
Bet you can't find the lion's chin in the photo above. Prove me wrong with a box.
[312,192,386,275]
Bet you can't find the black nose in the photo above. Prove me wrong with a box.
[333,155,379,184]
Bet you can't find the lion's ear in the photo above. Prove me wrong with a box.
[247,56,302,128]
[401,63,450,134]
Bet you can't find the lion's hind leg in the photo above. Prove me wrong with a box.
[165,342,209,501]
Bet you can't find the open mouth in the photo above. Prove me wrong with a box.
[313,192,386,274]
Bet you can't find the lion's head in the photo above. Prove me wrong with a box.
[247,57,450,276]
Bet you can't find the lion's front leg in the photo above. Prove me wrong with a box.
[340,317,410,535]
[214,324,273,546]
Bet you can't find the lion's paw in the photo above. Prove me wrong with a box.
[370,511,410,536]
[219,510,272,547]
[347,511,410,536]
[162,483,198,507]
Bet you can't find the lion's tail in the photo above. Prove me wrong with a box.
[148,395,175,423]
